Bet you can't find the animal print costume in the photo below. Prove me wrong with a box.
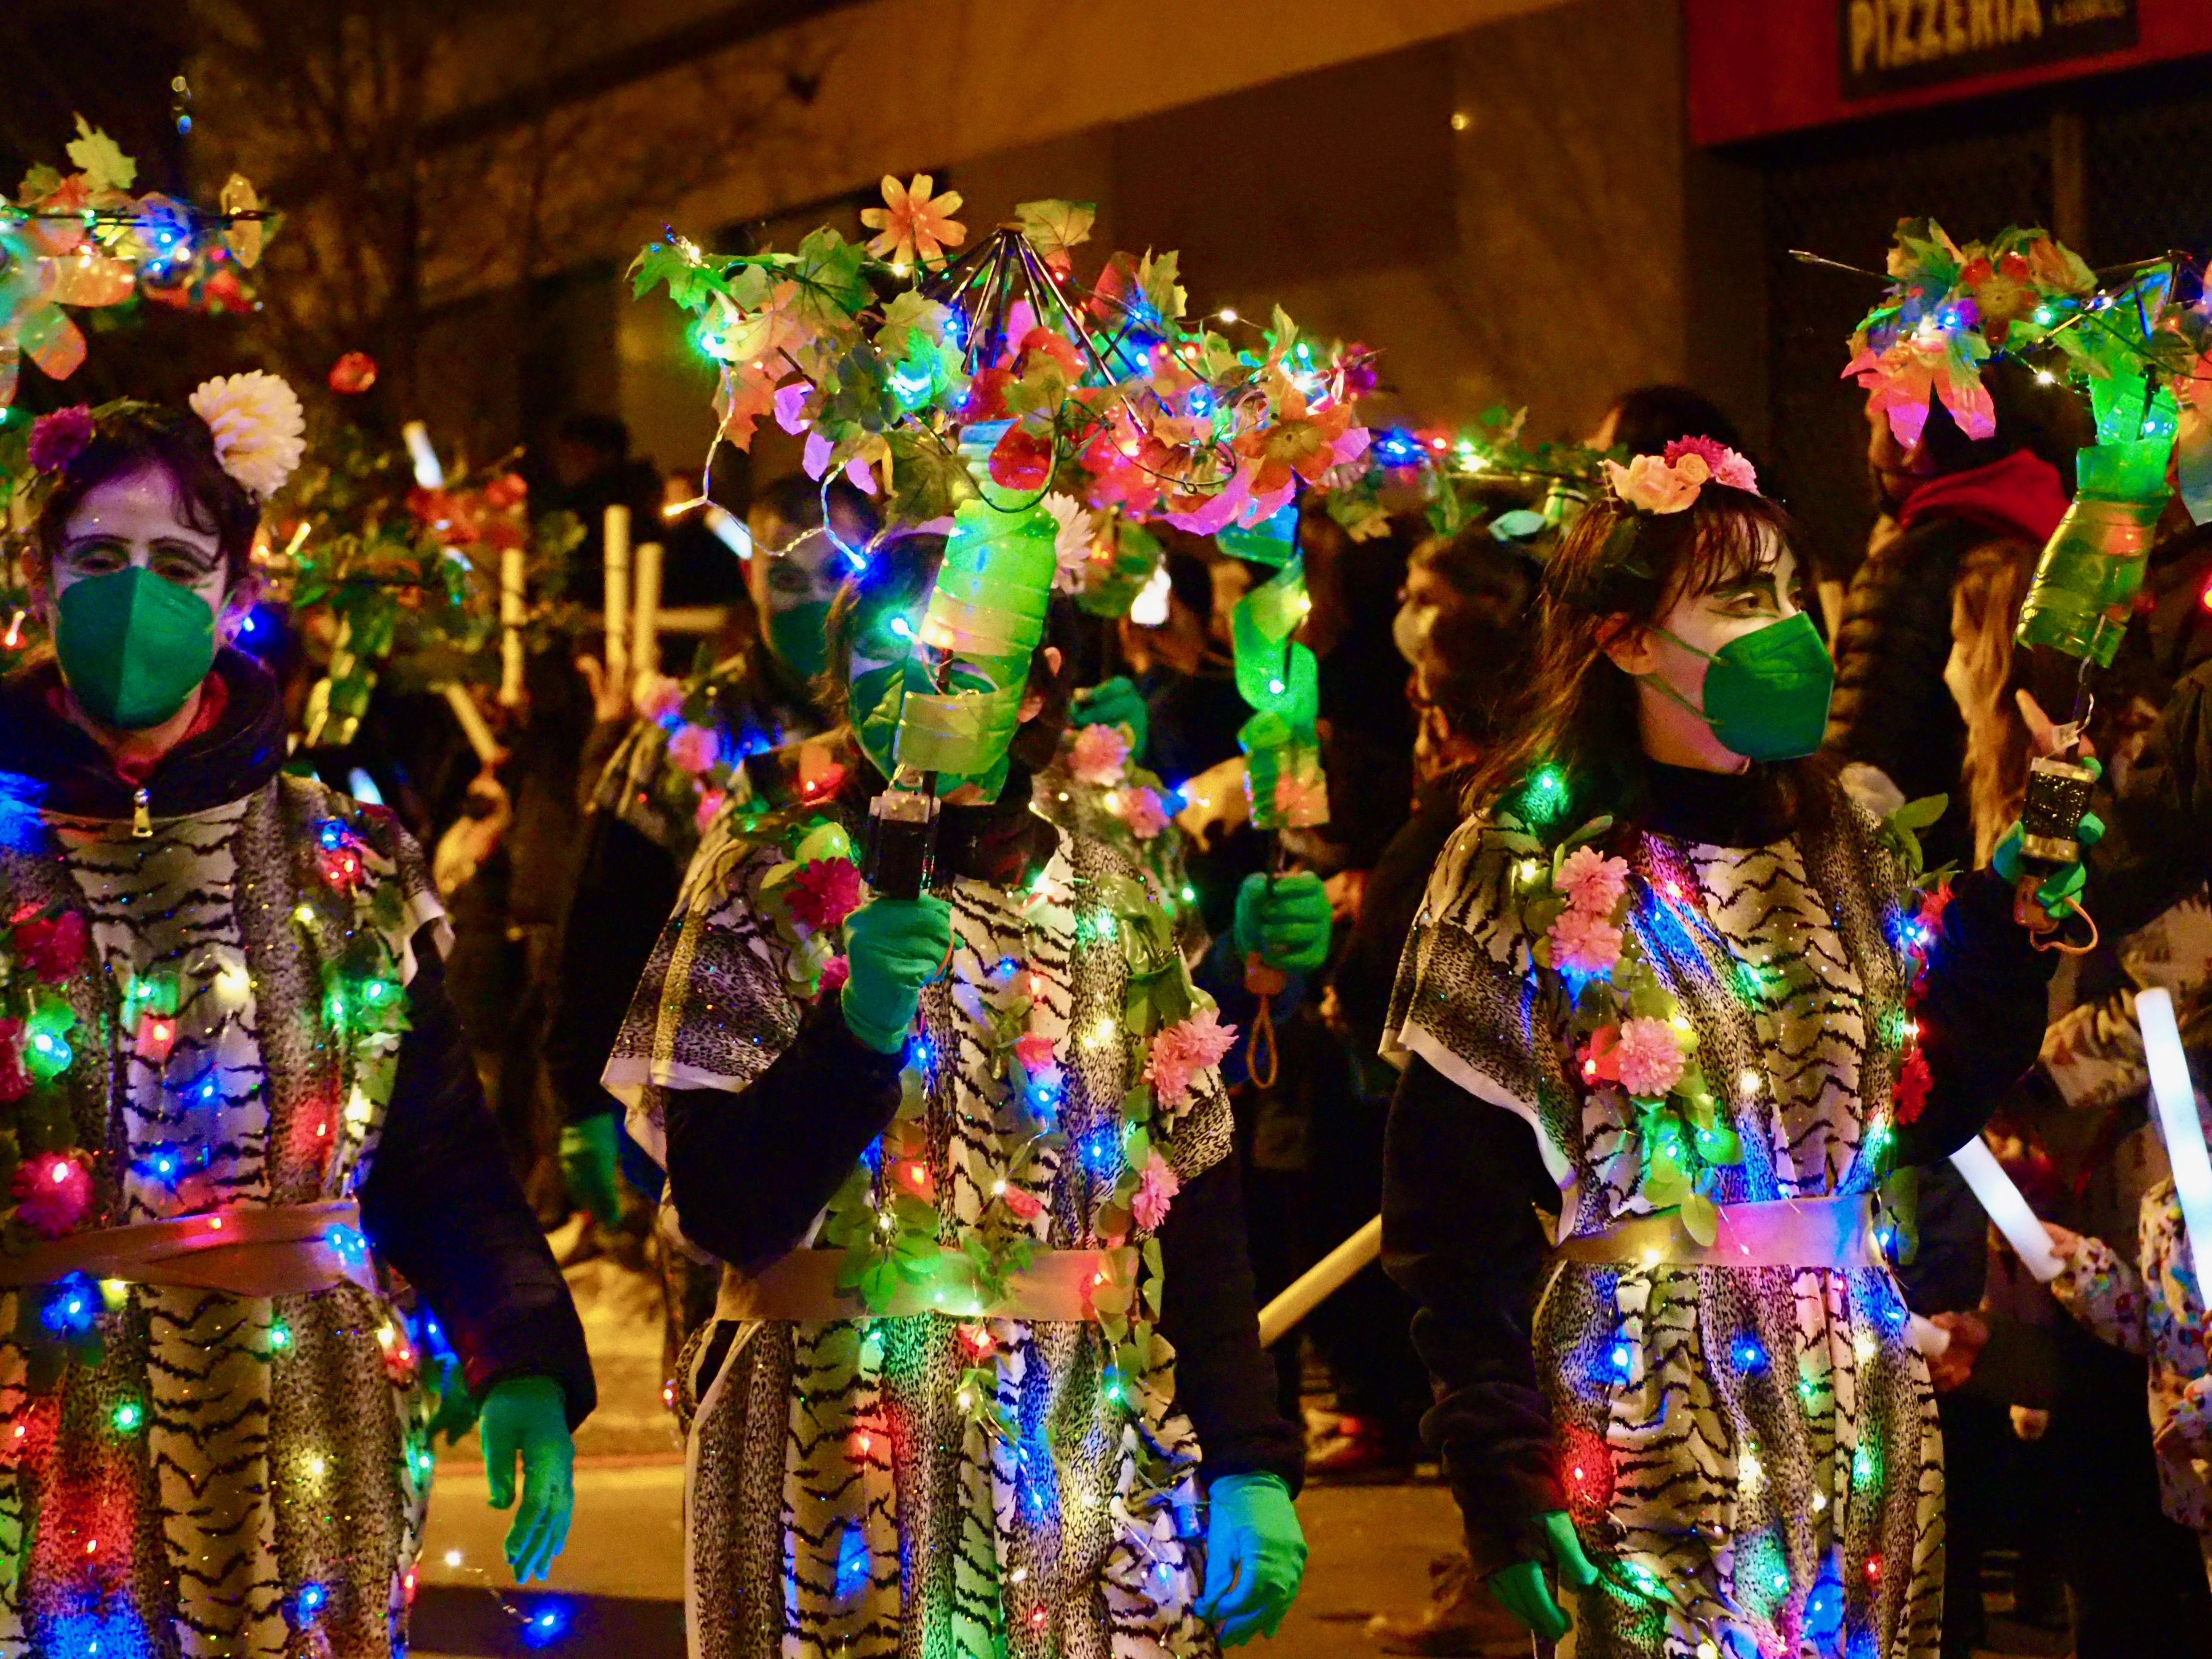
[0,774,443,1659]
[607,766,1235,1659]
[1388,779,1947,1659]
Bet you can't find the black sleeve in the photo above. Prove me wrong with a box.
[662,1004,905,1272]
[1894,866,2054,1167]
[544,811,683,1127]
[1381,1055,1561,1577]
[2090,667,2212,938]
[361,928,596,1428]
[1153,1156,1304,1493]
[1825,527,1976,867]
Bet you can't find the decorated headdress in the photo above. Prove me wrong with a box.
[27,372,305,503]
[1602,435,1760,516]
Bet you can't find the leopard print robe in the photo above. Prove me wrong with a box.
[1387,789,1944,1659]
[606,790,1232,1659]
[0,775,443,1659]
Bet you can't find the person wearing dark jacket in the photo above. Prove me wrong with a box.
[1827,358,2085,872]
[1383,452,2064,1655]
[602,531,1307,1656]
[0,392,590,1657]
[546,475,872,1226]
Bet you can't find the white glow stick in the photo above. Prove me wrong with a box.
[400,421,444,489]
[498,548,526,709]
[1950,1136,2065,1282]
[438,684,498,766]
[1257,1216,1381,1347]
[1906,1313,1951,1358]
[603,505,631,687]
[631,540,663,679]
[2135,988,2212,1292]
[703,504,752,559]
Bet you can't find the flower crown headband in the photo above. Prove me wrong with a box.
[26,371,306,502]
[1558,436,1763,610]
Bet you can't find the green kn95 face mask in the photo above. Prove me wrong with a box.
[54,567,218,731]
[1649,611,1835,764]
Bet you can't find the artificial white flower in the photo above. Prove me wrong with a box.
[1040,492,1097,595]
[189,371,306,499]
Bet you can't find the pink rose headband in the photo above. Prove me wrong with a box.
[1557,436,1763,611]
[1601,435,1760,514]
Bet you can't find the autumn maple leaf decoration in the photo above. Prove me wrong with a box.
[861,174,967,270]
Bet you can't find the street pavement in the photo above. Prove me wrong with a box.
[411,1460,1468,1659]
[403,1234,2066,1659]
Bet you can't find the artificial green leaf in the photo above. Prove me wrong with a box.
[1679,1191,1719,1247]
[66,116,136,194]
[1015,199,1096,257]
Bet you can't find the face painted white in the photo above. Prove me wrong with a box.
[46,461,247,633]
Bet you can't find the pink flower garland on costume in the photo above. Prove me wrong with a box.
[1145,1007,1237,1107]
[1614,1017,1687,1099]
[787,858,865,932]
[1548,906,1623,977]
[1556,846,1629,914]
[1130,1152,1181,1230]
[1118,786,1169,841]
[667,723,722,775]
[1070,723,1130,785]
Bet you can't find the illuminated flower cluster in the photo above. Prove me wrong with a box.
[1145,1007,1237,1107]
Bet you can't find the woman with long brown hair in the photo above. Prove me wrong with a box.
[1381,443,2070,1658]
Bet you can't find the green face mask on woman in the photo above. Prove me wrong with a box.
[53,566,218,731]
[1648,611,1835,764]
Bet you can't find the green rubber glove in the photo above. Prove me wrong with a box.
[1073,675,1149,756]
[1231,871,1333,976]
[839,895,954,1054]
[479,1376,575,1584]
[1992,798,2106,918]
[1197,1472,1307,1645]
[558,1114,623,1228]
[1487,1511,1600,1643]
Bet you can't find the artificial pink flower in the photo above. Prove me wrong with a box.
[1013,1033,1058,1073]
[27,406,94,474]
[1130,1151,1182,1231]
[1145,1007,1239,1106]
[1070,723,1130,785]
[0,1020,26,1104]
[1614,1017,1686,1099]
[1892,1045,1933,1125]
[636,675,685,724]
[1556,846,1629,916]
[1661,435,1759,494]
[1603,452,1706,515]
[667,723,721,775]
[694,789,728,834]
[1547,908,1623,977]
[13,1152,92,1239]
[1578,1024,1622,1087]
[787,858,864,932]
[12,909,87,981]
[818,955,850,994]
[1119,786,1169,841]
[1002,1185,1045,1222]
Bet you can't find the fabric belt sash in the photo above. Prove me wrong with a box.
[0,1199,378,1297]
[1550,1195,1882,1272]
[717,1246,1120,1323]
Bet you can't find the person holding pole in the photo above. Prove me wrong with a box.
[0,390,592,1655]
[1380,447,2077,1658]
[604,530,1307,1656]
